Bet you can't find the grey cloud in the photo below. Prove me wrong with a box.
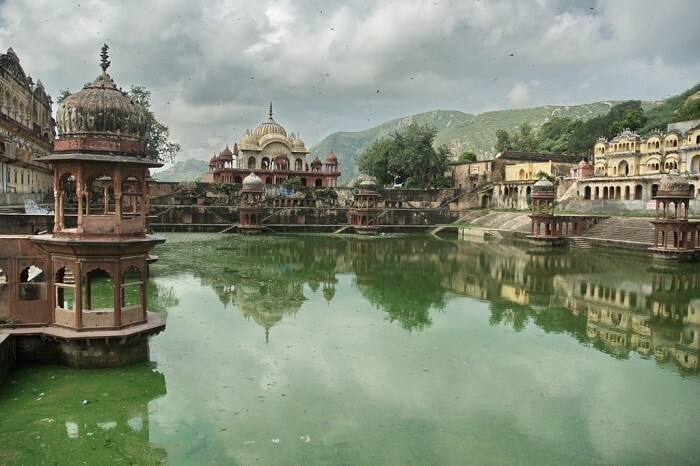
[1,0,697,162]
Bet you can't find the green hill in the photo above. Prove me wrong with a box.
[309,101,633,182]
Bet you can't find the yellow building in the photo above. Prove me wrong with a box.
[0,48,55,199]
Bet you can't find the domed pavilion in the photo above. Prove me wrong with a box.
[649,170,700,261]
[24,45,166,358]
[206,103,340,188]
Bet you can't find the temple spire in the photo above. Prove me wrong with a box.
[100,44,110,72]
[269,102,273,120]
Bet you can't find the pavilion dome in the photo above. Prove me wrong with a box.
[219,145,233,160]
[240,130,258,148]
[325,150,338,163]
[358,178,378,190]
[290,133,306,150]
[657,170,690,197]
[55,46,145,142]
[253,104,287,138]
[532,177,555,195]
[242,172,263,189]
[577,160,589,168]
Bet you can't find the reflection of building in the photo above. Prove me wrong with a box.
[1,46,165,367]
[0,47,55,197]
[204,104,340,187]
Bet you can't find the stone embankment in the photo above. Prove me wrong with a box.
[462,211,655,251]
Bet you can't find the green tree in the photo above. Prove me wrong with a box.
[458,151,477,162]
[511,122,538,152]
[357,123,449,189]
[128,86,181,163]
[494,128,512,153]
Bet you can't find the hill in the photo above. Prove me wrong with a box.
[152,158,208,182]
[308,101,632,182]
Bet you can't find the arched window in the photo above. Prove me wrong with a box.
[248,156,256,169]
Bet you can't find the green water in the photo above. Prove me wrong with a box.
[1,233,699,465]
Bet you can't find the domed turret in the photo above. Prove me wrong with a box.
[219,145,233,160]
[242,172,263,190]
[325,150,338,164]
[532,177,555,194]
[657,170,690,198]
[253,103,287,138]
[55,45,146,145]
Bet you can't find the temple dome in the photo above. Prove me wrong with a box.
[56,49,145,142]
[253,104,287,138]
[326,150,338,163]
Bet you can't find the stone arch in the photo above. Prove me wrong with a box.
[261,157,270,169]
[247,156,256,169]
[584,186,591,200]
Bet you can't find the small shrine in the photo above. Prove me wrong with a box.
[349,178,381,235]
[239,172,264,234]
[0,45,167,367]
[527,177,564,246]
[649,171,700,261]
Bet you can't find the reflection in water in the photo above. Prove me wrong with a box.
[154,234,700,374]
[0,364,167,465]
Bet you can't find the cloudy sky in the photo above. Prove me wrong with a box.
[1,0,698,163]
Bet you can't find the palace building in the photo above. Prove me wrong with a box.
[577,122,700,202]
[0,48,55,198]
[204,104,340,187]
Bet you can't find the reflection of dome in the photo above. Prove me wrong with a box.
[657,170,690,197]
[253,103,287,138]
[242,172,263,189]
[56,46,145,142]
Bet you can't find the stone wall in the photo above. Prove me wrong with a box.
[0,213,54,234]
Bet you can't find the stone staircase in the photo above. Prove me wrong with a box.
[569,237,592,250]
[581,217,655,245]
[469,212,532,232]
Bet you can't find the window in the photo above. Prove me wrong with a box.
[19,265,46,301]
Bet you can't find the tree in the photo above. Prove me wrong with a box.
[357,122,450,188]
[458,151,477,162]
[494,129,512,153]
[128,86,181,163]
[511,122,537,152]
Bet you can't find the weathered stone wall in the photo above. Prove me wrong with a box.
[14,334,150,368]
[0,213,54,234]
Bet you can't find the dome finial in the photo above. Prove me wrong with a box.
[269,102,273,120]
[100,44,110,72]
